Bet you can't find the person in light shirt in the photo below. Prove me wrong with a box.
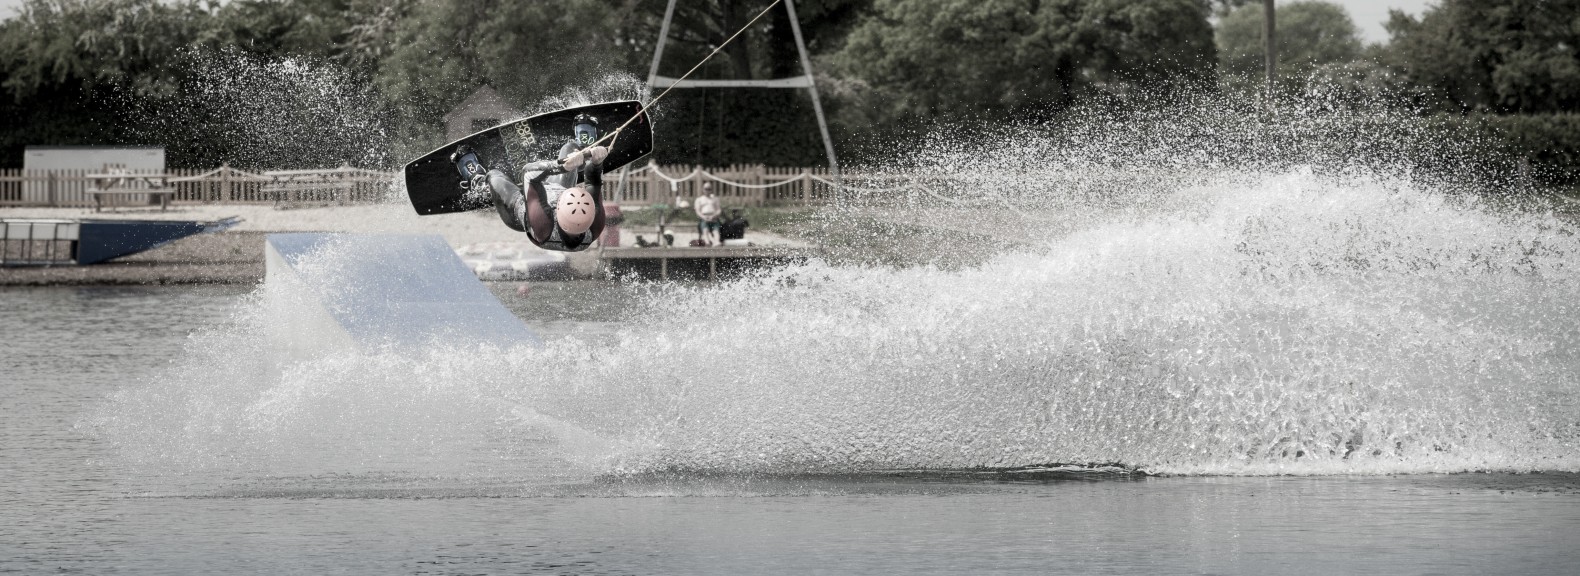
[693,182,722,245]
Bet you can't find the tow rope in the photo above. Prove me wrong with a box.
[589,0,786,153]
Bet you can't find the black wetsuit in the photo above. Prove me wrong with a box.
[487,138,605,252]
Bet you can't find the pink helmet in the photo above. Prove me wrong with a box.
[556,187,597,235]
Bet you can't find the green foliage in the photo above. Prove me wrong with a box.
[1383,0,1580,114]
[0,0,1229,170]
[1216,0,1362,89]
[830,0,1216,128]
[0,0,208,101]
[6,0,1578,176]
[203,0,342,58]
[1474,114,1580,185]
[373,0,623,157]
[1210,0,1254,18]
[0,0,212,165]
[1390,113,1580,187]
[620,0,870,80]
[652,89,827,166]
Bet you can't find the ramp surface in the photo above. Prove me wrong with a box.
[265,233,539,350]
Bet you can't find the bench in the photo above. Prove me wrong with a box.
[262,167,384,208]
[86,173,172,212]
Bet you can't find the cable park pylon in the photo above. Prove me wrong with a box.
[644,0,840,186]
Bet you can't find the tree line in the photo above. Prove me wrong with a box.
[2,0,1578,178]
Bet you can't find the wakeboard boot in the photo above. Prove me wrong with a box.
[452,145,528,233]
[451,145,490,198]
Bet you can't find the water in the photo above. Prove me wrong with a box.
[8,71,1580,570]
[4,246,1580,573]
[2,279,1578,573]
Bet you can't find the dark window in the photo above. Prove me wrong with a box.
[471,118,500,132]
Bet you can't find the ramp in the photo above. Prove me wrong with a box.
[264,233,540,352]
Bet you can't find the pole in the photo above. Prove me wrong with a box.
[1263,0,1276,110]
[646,0,679,91]
[615,165,630,204]
[641,0,838,199]
[783,0,840,188]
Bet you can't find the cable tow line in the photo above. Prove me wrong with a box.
[587,0,786,153]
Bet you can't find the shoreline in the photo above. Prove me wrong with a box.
[0,202,508,287]
[0,230,267,286]
[0,203,812,286]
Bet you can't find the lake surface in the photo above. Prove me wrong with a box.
[10,164,1580,574]
[4,283,1579,575]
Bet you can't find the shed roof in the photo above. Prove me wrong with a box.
[443,86,516,123]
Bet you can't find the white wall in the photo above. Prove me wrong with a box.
[23,147,165,172]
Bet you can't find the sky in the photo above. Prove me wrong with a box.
[0,0,1435,44]
[1332,0,1437,44]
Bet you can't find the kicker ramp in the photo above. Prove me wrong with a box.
[265,233,540,353]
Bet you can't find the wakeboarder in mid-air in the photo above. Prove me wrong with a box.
[400,101,651,236]
[404,3,778,237]
[450,113,611,252]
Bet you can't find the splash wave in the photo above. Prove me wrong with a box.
[86,94,1580,479]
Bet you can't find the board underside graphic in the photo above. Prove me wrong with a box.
[404,100,653,215]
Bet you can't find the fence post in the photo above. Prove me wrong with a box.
[339,162,350,205]
[47,172,57,206]
[221,163,232,202]
[654,164,664,203]
[802,170,810,206]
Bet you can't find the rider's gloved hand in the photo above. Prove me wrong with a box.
[561,146,610,172]
[561,152,584,172]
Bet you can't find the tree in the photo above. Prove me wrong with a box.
[1215,0,1362,88]
[0,0,210,167]
[615,0,868,82]
[374,0,624,157]
[0,0,884,168]
[1382,0,1580,114]
[0,0,208,102]
[198,0,412,72]
[829,0,1216,128]
[1210,0,1253,18]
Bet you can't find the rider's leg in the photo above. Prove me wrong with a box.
[453,146,528,233]
[523,180,556,242]
[487,170,527,233]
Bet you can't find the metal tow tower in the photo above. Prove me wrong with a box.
[644,0,839,185]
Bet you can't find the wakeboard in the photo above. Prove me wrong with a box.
[404,100,653,215]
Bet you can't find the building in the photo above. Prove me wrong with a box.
[21,146,167,201]
[443,86,518,142]
[23,146,165,173]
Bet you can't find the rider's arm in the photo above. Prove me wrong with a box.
[523,160,563,182]
[559,146,610,173]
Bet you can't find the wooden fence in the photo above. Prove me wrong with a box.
[0,163,919,209]
[0,164,396,209]
[611,164,841,206]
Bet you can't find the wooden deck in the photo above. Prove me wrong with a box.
[598,244,818,280]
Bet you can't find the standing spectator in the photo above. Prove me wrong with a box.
[694,182,722,245]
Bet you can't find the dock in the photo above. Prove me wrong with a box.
[1,216,240,266]
[593,220,819,281]
[599,244,817,280]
